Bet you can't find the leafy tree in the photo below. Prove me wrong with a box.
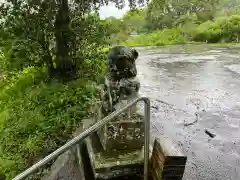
[193,0,220,22]
[146,0,166,29]
[123,8,147,33]
[105,16,128,35]
[0,1,57,74]
[0,0,149,79]
[145,0,220,30]
[215,0,240,16]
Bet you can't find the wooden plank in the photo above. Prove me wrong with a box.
[150,137,187,180]
[164,157,187,166]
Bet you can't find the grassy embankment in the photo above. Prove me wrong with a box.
[122,15,240,47]
[0,48,109,179]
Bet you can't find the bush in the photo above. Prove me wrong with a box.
[122,28,188,46]
[120,15,240,47]
[191,15,240,43]
[0,64,103,179]
[79,47,108,81]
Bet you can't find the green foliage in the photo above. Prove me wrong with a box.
[173,13,200,27]
[0,1,56,72]
[215,0,240,17]
[0,0,111,78]
[122,14,240,46]
[103,0,223,45]
[103,17,128,45]
[0,40,107,179]
[103,9,148,45]
[122,28,188,46]
[146,0,166,30]
[145,0,220,30]
[123,8,147,33]
[70,13,109,77]
[0,67,100,179]
[118,3,240,46]
[191,15,240,43]
[79,47,108,82]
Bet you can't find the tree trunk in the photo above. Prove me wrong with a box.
[40,37,55,77]
[54,0,76,79]
[43,52,54,77]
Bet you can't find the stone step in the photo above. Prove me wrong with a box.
[85,132,144,180]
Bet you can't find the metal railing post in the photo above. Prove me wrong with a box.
[12,97,150,180]
[144,97,150,180]
[76,143,82,165]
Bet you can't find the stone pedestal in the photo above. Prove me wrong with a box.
[97,76,144,152]
[97,113,145,152]
[85,133,144,180]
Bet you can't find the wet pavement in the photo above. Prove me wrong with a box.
[136,45,240,180]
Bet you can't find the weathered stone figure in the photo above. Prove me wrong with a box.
[107,46,139,81]
[97,45,144,149]
[88,46,145,179]
[101,46,140,115]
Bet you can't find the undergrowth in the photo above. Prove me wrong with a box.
[0,54,106,179]
[122,28,188,47]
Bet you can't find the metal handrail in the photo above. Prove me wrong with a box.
[12,97,150,180]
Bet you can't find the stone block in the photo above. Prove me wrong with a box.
[97,112,145,152]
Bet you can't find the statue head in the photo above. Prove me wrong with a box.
[107,46,139,81]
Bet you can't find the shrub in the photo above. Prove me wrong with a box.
[191,15,240,43]
[0,61,103,179]
[122,28,188,46]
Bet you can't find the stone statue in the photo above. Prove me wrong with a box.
[101,46,140,115]
[97,45,144,150]
[89,46,145,179]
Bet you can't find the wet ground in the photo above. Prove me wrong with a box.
[136,44,240,180]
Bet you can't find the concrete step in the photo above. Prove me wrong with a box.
[85,132,144,180]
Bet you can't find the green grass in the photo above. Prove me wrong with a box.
[0,66,102,179]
